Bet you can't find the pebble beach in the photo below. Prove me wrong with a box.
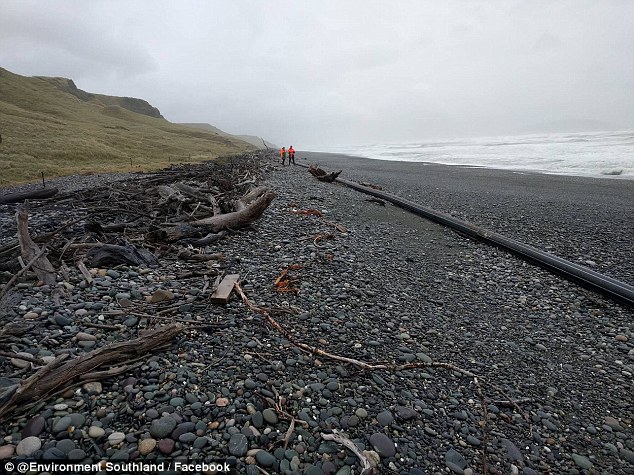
[0,154,633,474]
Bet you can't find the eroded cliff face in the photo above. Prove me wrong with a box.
[39,75,164,119]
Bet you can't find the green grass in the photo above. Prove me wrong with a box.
[0,67,256,186]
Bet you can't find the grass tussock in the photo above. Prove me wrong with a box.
[0,67,255,186]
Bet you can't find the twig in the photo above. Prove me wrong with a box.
[16,205,56,286]
[234,283,533,449]
[284,419,295,449]
[77,260,93,284]
[474,376,489,475]
[254,467,272,475]
[0,245,49,302]
[321,431,374,475]
[83,322,122,331]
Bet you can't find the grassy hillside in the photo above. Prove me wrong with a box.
[179,123,278,150]
[0,67,256,186]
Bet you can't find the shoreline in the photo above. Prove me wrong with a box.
[303,151,634,182]
[309,152,634,181]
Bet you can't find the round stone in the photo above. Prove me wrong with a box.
[395,405,417,421]
[88,426,105,438]
[445,448,468,472]
[76,332,97,342]
[369,433,396,458]
[10,353,32,369]
[228,433,248,457]
[0,445,15,459]
[22,415,46,437]
[82,382,102,395]
[571,454,592,470]
[150,416,177,438]
[67,449,86,461]
[16,436,42,456]
[108,432,126,445]
[138,438,157,455]
[52,416,73,433]
[376,410,394,426]
[56,439,76,454]
[158,438,175,455]
[170,397,185,407]
[262,408,278,424]
[256,450,276,467]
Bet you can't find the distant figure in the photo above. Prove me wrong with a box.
[280,146,286,165]
[288,146,295,165]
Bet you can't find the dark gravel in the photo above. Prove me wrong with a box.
[300,151,634,284]
[0,156,632,475]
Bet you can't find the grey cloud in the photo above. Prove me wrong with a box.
[0,0,632,148]
[0,1,157,80]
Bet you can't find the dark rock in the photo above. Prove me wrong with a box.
[369,433,396,458]
[22,415,46,437]
[150,416,177,439]
[228,433,248,457]
[255,450,276,467]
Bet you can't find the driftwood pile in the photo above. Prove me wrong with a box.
[0,151,276,418]
[0,152,275,278]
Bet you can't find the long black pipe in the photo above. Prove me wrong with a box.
[297,163,634,307]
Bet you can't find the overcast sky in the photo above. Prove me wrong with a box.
[1,1,633,148]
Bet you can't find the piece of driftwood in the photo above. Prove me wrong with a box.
[16,205,56,286]
[193,190,275,231]
[0,324,184,420]
[321,431,375,475]
[308,165,342,183]
[210,274,240,304]
[86,244,158,267]
[157,189,276,242]
[77,260,93,284]
[178,230,227,247]
[233,186,268,212]
[0,187,59,204]
[85,220,138,234]
[173,182,221,215]
[156,185,187,204]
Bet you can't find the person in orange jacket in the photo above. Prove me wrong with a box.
[280,147,286,165]
[288,146,295,165]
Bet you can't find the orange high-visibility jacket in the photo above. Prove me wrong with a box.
[288,147,295,155]
[280,148,286,157]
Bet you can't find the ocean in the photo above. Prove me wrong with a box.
[318,130,634,179]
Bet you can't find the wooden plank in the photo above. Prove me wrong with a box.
[210,274,240,304]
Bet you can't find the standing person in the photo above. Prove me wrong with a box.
[288,146,295,165]
[280,146,286,165]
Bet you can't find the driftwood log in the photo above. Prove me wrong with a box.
[0,187,59,204]
[0,324,184,420]
[173,182,221,215]
[308,165,342,183]
[16,205,56,286]
[155,187,276,242]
